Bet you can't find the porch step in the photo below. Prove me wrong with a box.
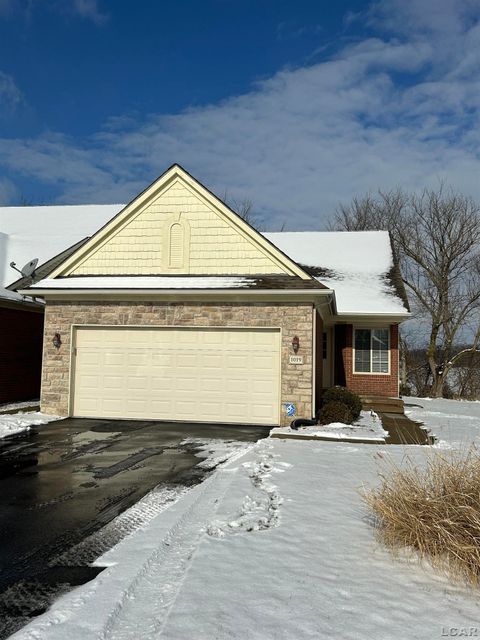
[360,395,405,414]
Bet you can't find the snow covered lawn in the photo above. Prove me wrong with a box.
[10,397,480,640]
[271,410,388,442]
[0,410,60,439]
[406,396,480,447]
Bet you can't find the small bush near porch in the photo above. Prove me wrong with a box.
[318,386,363,425]
[364,448,480,586]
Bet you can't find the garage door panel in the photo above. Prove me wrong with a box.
[225,402,248,418]
[103,375,123,389]
[198,402,222,415]
[77,374,99,389]
[200,354,223,367]
[175,399,197,411]
[251,354,277,369]
[77,351,101,366]
[150,399,174,412]
[226,378,249,393]
[72,327,280,425]
[126,398,149,411]
[102,398,124,412]
[151,353,175,366]
[225,354,249,369]
[126,376,149,390]
[174,377,199,392]
[253,379,277,393]
[127,352,149,366]
[176,353,198,367]
[200,377,224,392]
[151,377,172,391]
[104,352,126,366]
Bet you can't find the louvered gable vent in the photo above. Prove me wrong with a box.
[169,223,184,268]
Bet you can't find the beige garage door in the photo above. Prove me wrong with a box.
[72,326,281,425]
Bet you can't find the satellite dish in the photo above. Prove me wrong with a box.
[21,258,38,277]
[10,258,39,278]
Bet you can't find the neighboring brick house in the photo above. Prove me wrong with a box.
[15,164,409,426]
[0,290,44,404]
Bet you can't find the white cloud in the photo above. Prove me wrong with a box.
[0,176,19,204]
[0,0,479,228]
[0,71,22,112]
[69,0,108,25]
[0,0,108,24]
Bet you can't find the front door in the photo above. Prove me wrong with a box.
[322,329,332,388]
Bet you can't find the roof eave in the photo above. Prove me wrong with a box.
[334,311,411,323]
[19,288,334,301]
[0,297,45,312]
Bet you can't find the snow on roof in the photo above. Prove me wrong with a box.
[0,286,25,301]
[30,276,256,290]
[265,231,408,315]
[1,202,408,315]
[0,285,43,306]
[0,204,124,287]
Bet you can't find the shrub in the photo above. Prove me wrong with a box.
[318,401,353,425]
[321,386,362,421]
[364,448,480,586]
[399,383,411,397]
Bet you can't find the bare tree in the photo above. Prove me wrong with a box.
[221,190,265,231]
[332,185,480,398]
[331,188,407,232]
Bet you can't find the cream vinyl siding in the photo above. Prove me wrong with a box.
[72,326,281,425]
[67,179,288,276]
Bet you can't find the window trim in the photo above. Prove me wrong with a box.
[352,327,390,376]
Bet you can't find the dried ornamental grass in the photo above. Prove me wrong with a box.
[363,448,480,586]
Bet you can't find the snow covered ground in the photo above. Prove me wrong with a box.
[406,396,480,448]
[0,410,59,439]
[271,410,388,442]
[0,399,39,412]
[10,397,480,640]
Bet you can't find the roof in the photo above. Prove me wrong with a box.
[265,231,409,315]
[0,204,123,287]
[30,275,328,291]
[8,237,90,291]
[0,286,44,310]
[48,164,309,281]
[0,286,26,302]
[1,201,409,316]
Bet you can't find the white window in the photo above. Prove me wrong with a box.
[354,328,389,374]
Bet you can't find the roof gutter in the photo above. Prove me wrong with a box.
[19,288,334,301]
[334,311,411,323]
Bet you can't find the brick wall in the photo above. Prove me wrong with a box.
[341,324,399,397]
[41,301,314,425]
[0,306,44,403]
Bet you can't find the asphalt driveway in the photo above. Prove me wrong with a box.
[0,417,270,639]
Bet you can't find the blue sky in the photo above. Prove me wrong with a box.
[0,0,479,229]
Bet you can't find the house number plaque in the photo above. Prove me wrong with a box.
[289,355,303,365]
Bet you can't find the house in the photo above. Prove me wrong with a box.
[15,164,409,426]
[0,288,44,404]
[0,203,123,404]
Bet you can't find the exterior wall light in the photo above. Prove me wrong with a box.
[292,335,300,354]
[52,333,62,349]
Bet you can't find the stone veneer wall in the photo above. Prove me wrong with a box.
[41,301,314,425]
